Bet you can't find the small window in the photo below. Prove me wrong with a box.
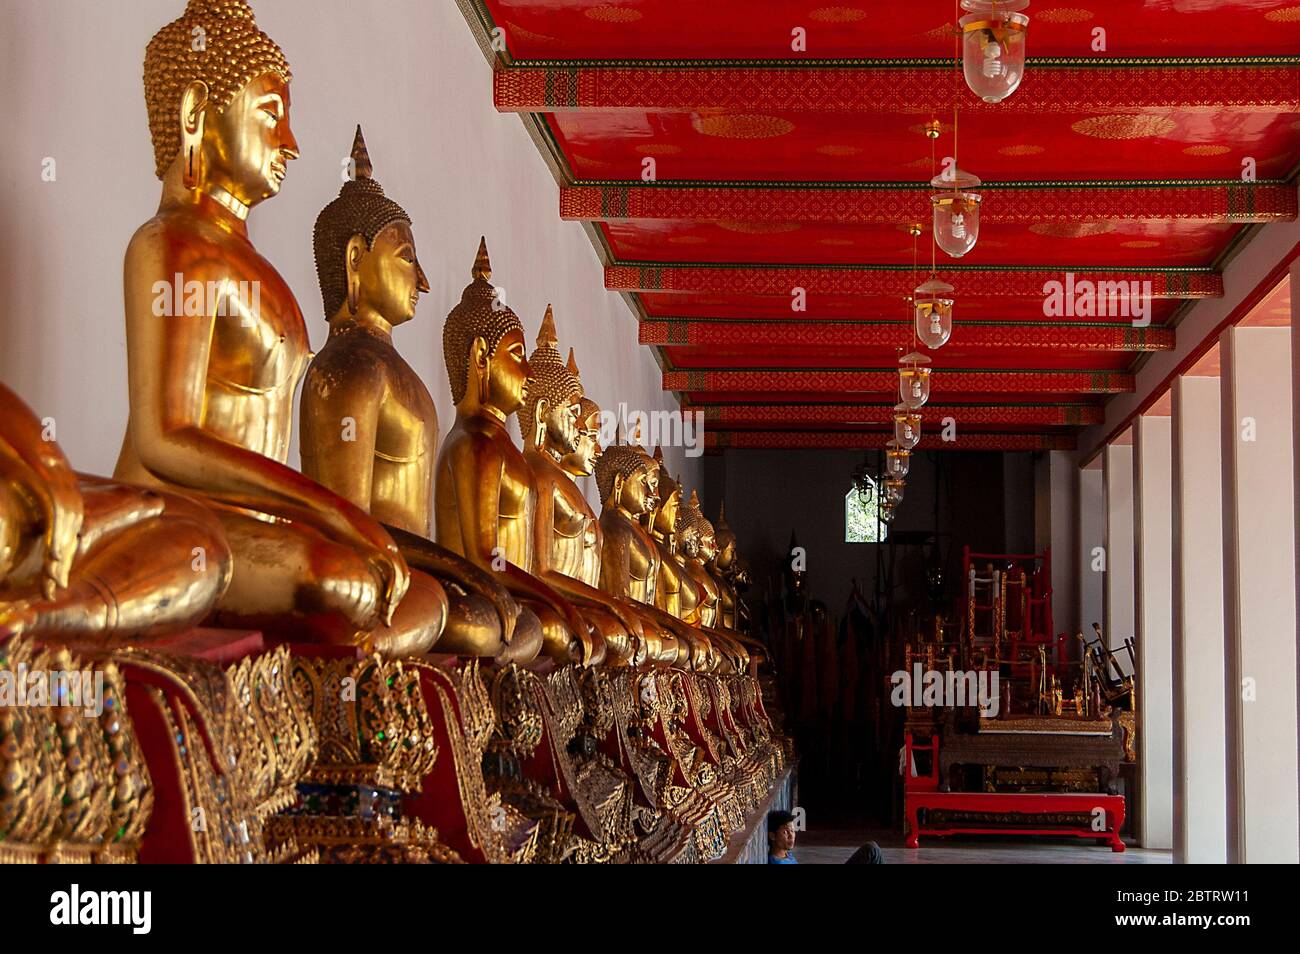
[845,482,886,544]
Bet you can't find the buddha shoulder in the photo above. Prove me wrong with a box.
[305,333,391,400]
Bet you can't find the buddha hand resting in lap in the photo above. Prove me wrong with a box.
[1,382,231,644]
[434,240,588,665]
[115,0,434,654]
[301,127,542,661]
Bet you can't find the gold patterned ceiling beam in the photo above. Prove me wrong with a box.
[562,182,1296,225]
[641,319,1173,351]
[703,430,1078,452]
[665,368,1134,394]
[495,61,1300,113]
[611,263,1222,298]
[687,402,1103,427]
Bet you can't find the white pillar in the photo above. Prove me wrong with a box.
[1079,465,1105,639]
[1221,324,1299,863]
[1171,375,1227,863]
[1133,414,1173,849]
[1104,442,1136,652]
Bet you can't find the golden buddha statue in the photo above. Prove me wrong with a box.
[435,240,587,665]
[595,442,705,668]
[523,308,666,668]
[1,382,231,644]
[709,502,740,631]
[117,0,428,654]
[300,127,535,662]
[641,456,714,670]
[678,491,720,630]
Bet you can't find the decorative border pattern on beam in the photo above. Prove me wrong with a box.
[612,264,1222,298]
[563,183,1296,225]
[690,403,1104,427]
[495,63,1300,113]
[642,320,1173,351]
[665,369,1135,393]
[704,431,1077,451]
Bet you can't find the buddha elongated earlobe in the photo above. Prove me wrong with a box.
[478,355,492,406]
[533,398,548,449]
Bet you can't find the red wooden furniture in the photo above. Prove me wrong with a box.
[903,733,1125,852]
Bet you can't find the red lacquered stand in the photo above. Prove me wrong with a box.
[903,733,1126,852]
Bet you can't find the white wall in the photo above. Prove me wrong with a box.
[0,0,697,505]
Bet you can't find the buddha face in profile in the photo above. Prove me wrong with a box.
[562,403,602,477]
[350,222,428,325]
[697,528,719,563]
[677,524,700,560]
[198,72,299,206]
[619,464,656,517]
[536,395,581,456]
[481,328,529,415]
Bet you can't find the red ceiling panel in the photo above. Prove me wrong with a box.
[547,109,1300,183]
[598,218,1241,266]
[462,1,1300,450]
[481,1,1300,60]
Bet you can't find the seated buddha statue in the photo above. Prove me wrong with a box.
[1,381,231,644]
[522,309,660,667]
[641,455,713,670]
[299,127,535,663]
[708,502,739,630]
[115,0,433,655]
[593,442,698,667]
[434,240,588,665]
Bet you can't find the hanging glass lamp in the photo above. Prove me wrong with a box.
[959,0,1030,104]
[893,404,922,449]
[930,167,982,259]
[899,352,933,410]
[885,440,911,479]
[914,277,955,349]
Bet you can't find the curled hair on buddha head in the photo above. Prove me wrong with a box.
[313,126,412,319]
[683,489,715,540]
[594,442,652,505]
[520,305,583,444]
[443,238,524,404]
[144,0,293,180]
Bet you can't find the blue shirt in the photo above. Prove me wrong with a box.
[768,853,797,864]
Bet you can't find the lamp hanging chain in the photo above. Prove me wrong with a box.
[911,230,920,352]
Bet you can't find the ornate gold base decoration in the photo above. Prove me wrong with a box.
[264,652,464,864]
[1,638,153,864]
[115,644,315,864]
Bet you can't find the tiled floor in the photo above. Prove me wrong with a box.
[792,828,1172,864]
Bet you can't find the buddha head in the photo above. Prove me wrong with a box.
[314,127,427,327]
[145,0,298,206]
[520,307,582,457]
[684,490,718,563]
[714,501,738,571]
[444,239,529,416]
[562,390,603,478]
[649,448,682,538]
[595,443,657,516]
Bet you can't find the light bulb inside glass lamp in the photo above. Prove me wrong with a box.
[886,442,911,479]
[960,1,1029,104]
[899,353,932,410]
[893,404,922,450]
[884,478,906,506]
[914,277,955,350]
[930,192,982,258]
